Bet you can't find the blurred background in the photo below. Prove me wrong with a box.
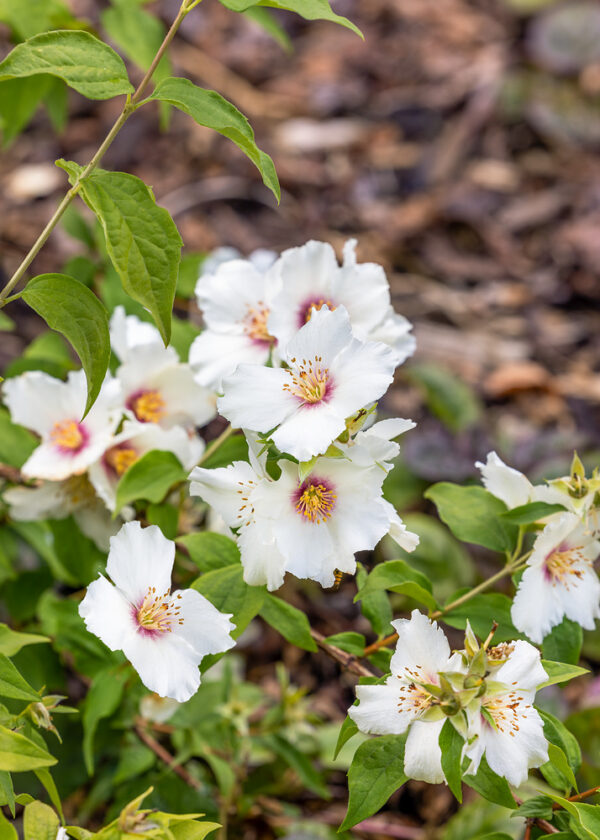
[2,0,600,488]
[2,1,600,835]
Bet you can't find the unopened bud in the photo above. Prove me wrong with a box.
[440,695,460,716]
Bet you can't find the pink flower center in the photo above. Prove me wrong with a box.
[128,389,166,423]
[242,302,274,346]
[294,477,336,524]
[135,586,183,637]
[299,298,337,326]
[50,420,88,454]
[544,542,585,586]
[283,356,332,405]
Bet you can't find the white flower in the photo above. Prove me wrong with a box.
[139,693,180,723]
[79,522,235,702]
[217,306,397,462]
[464,640,548,787]
[2,370,122,481]
[200,246,277,278]
[110,306,164,364]
[88,421,204,512]
[189,257,281,390]
[116,342,216,431]
[267,239,415,365]
[511,513,600,643]
[343,417,416,472]
[348,611,465,784]
[189,436,417,590]
[475,451,536,510]
[3,475,121,551]
[56,828,68,840]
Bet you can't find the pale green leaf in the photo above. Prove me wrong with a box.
[538,660,589,689]
[0,653,40,702]
[355,559,437,611]
[219,0,362,37]
[0,625,48,658]
[0,31,133,99]
[22,273,110,416]
[23,800,59,840]
[149,77,280,202]
[0,726,57,772]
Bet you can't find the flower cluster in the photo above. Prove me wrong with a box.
[189,240,418,589]
[350,610,549,787]
[477,452,600,643]
[1,306,214,547]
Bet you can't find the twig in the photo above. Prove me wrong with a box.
[135,723,203,791]
[310,629,377,679]
[558,784,600,806]
[524,821,532,840]
[0,463,33,485]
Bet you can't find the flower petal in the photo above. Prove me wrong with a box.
[79,575,136,651]
[349,683,413,735]
[218,365,297,432]
[493,640,548,691]
[189,461,261,527]
[171,589,235,657]
[106,522,174,606]
[475,451,533,509]
[404,718,446,784]
[390,611,452,683]
[123,631,202,703]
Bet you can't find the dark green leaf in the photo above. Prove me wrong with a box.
[355,559,437,611]
[541,743,577,794]
[82,666,127,774]
[439,719,464,802]
[22,273,110,415]
[0,625,48,658]
[57,160,182,344]
[146,503,179,540]
[192,565,265,639]
[500,501,566,524]
[149,78,280,202]
[0,653,40,702]
[49,517,106,586]
[0,77,51,147]
[543,619,583,666]
[0,408,38,469]
[464,755,517,810]
[178,532,240,572]
[425,483,517,553]
[340,735,408,830]
[442,592,520,644]
[115,450,187,512]
[260,594,317,652]
[333,716,359,760]
[539,710,581,774]
[356,562,393,637]
[513,795,554,819]
[200,433,248,469]
[0,31,133,99]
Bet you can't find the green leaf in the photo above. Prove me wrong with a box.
[48,517,106,586]
[538,660,589,689]
[171,821,220,840]
[542,619,583,666]
[547,796,600,840]
[57,161,183,344]
[0,810,17,840]
[0,770,15,817]
[176,253,204,299]
[82,667,127,774]
[0,653,40,701]
[146,502,178,539]
[243,8,292,51]
[439,719,463,802]
[538,709,581,774]
[513,795,554,819]
[114,450,187,512]
[23,800,59,840]
[21,273,110,415]
[200,433,248,469]
[542,743,578,794]
[0,726,57,772]
[0,77,51,147]
[356,562,393,637]
[442,592,520,644]
[464,755,516,810]
[149,78,280,202]
[0,626,48,659]
[101,4,171,82]
[260,593,317,652]
[0,0,77,40]
[33,768,64,824]
[0,31,133,99]
[323,632,365,657]
[0,408,38,468]
[500,501,566,524]
[408,362,481,432]
[261,733,329,798]
[340,734,408,830]
[192,565,265,639]
[0,311,14,331]
[425,483,517,553]
[355,559,437,611]
[333,716,359,760]
[178,532,240,572]
[219,0,362,37]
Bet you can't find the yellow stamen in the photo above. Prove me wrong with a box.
[283,356,329,404]
[546,545,584,586]
[243,302,273,343]
[136,586,182,634]
[105,447,139,477]
[305,299,336,322]
[50,420,84,451]
[132,390,166,423]
[295,482,336,524]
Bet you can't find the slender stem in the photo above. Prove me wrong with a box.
[0,0,190,304]
[523,822,532,840]
[135,723,203,791]
[310,629,376,679]
[552,784,600,808]
[197,424,235,467]
[363,558,527,657]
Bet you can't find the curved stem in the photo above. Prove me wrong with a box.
[363,557,527,657]
[197,424,235,467]
[0,0,190,304]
